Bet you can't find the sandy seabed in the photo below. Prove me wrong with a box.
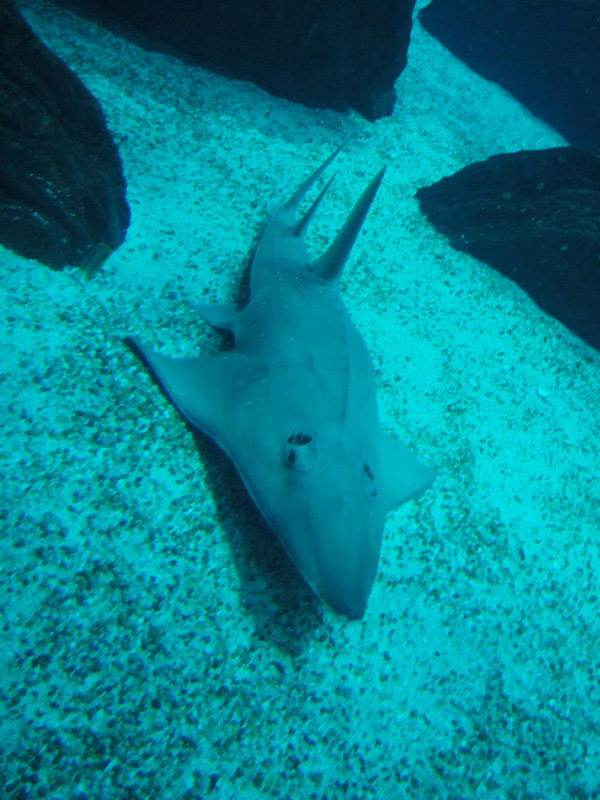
[1,0,599,798]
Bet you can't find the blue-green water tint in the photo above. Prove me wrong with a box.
[2,0,599,798]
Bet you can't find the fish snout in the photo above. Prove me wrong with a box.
[291,501,383,620]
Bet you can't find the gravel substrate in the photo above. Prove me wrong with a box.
[2,1,599,798]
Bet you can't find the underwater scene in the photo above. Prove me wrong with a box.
[1,0,600,797]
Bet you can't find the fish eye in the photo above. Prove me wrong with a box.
[362,462,377,499]
[283,433,315,472]
[287,432,312,445]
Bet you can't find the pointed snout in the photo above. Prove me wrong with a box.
[274,500,384,620]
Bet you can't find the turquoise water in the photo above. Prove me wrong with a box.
[2,1,599,798]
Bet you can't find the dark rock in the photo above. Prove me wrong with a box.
[416,147,600,351]
[0,0,129,272]
[418,0,600,149]
[58,0,415,121]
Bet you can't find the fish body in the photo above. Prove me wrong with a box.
[132,150,433,618]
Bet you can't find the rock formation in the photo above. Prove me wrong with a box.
[0,0,129,272]
[419,0,600,148]
[416,147,600,351]
[58,0,415,121]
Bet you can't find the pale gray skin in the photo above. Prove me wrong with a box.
[132,150,434,619]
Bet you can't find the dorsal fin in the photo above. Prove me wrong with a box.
[292,174,335,238]
[313,167,386,283]
[273,147,342,225]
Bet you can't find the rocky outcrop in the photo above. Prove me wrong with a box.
[419,0,600,149]
[0,0,129,272]
[416,147,600,351]
[60,0,415,121]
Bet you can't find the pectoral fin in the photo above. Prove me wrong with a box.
[380,432,434,511]
[129,338,234,440]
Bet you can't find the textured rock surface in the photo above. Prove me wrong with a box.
[419,0,600,148]
[416,147,600,351]
[0,0,129,271]
[58,0,415,120]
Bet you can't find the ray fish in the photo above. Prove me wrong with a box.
[131,149,434,618]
